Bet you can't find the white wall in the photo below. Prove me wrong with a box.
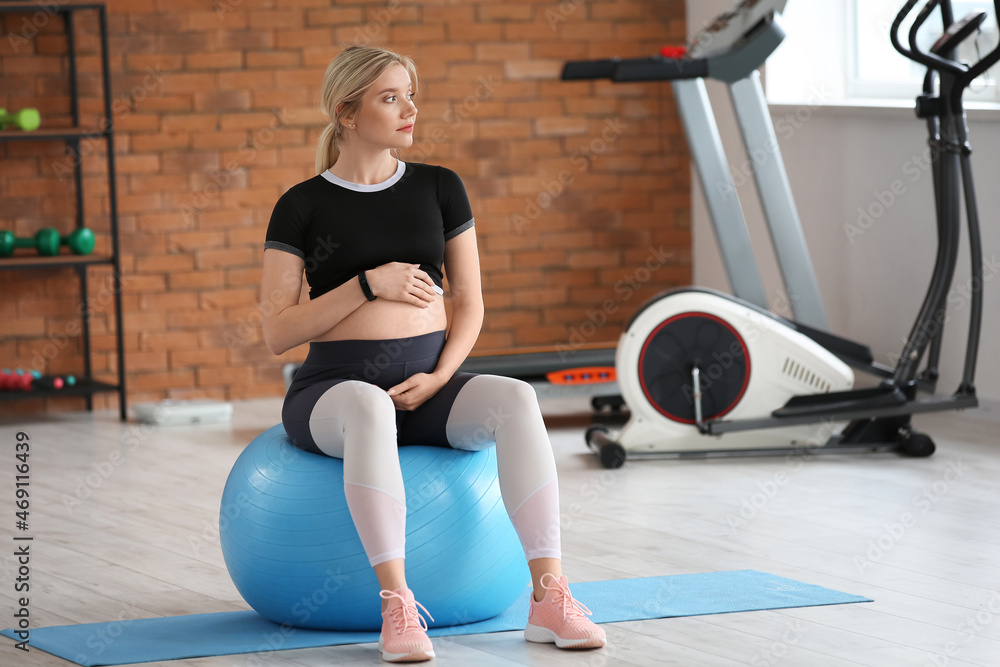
[687,0,1000,402]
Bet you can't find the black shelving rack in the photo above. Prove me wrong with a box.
[0,2,127,421]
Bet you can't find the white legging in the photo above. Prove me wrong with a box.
[308,374,561,567]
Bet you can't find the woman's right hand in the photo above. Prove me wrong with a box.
[365,262,439,308]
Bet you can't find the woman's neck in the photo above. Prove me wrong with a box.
[329,152,398,185]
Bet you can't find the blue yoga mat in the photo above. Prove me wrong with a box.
[2,570,870,666]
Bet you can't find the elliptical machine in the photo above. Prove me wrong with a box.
[566,0,997,467]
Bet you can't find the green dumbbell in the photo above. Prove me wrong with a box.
[0,227,95,257]
[64,228,95,255]
[0,108,41,132]
[0,229,58,256]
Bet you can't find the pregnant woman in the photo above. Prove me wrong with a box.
[261,45,606,663]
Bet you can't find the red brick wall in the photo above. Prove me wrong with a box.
[0,0,690,415]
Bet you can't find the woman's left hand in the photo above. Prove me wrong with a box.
[387,372,449,411]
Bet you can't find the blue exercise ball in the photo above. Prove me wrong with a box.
[220,424,530,631]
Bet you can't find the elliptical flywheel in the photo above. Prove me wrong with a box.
[637,312,750,423]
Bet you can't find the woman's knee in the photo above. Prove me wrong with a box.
[314,380,395,423]
[344,381,396,420]
[446,374,545,450]
[477,375,539,412]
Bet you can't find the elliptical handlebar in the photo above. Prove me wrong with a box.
[891,0,922,61]
[896,0,965,75]
[886,0,990,393]
[892,0,1000,88]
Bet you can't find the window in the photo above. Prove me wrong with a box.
[766,0,1000,106]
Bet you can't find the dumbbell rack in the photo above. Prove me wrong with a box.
[0,2,126,421]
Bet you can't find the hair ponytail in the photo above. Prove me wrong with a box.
[315,45,418,175]
[315,122,340,175]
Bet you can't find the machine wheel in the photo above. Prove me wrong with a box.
[599,442,627,469]
[591,395,626,412]
[634,311,750,424]
[585,425,628,469]
[897,429,936,457]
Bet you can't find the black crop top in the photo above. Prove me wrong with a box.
[264,161,475,298]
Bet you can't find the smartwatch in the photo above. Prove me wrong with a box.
[358,271,377,301]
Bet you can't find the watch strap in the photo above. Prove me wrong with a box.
[358,271,377,301]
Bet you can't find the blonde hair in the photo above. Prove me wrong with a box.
[315,45,418,174]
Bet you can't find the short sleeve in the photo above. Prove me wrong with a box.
[264,187,307,259]
[437,167,475,241]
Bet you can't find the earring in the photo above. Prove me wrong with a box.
[349,123,355,128]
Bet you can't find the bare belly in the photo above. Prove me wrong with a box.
[312,295,448,342]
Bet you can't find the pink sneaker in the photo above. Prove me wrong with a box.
[377,587,435,662]
[524,573,607,649]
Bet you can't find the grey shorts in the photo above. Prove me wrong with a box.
[281,329,479,455]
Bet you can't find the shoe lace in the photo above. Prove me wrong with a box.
[380,589,435,634]
[540,573,594,623]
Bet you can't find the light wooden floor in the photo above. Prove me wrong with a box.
[1,395,998,667]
